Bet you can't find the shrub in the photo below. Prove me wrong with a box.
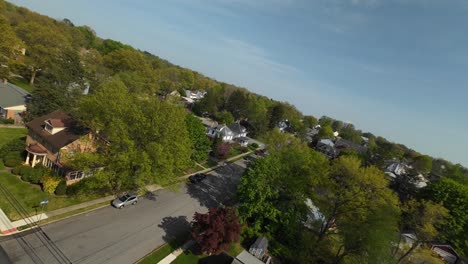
[0,138,25,160]
[4,159,22,167]
[3,151,21,162]
[41,175,61,194]
[55,180,67,195]
[12,165,26,175]
[66,183,78,196]
[0,118,14,124]
[28,170,43,184]
[250,143,259,149]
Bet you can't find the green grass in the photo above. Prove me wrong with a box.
[172,251,202,264]
[0,172,100,221]
[138,235,188,264]
[10,77,33,93]
[0,128,27,147]
[205,159,219,168]
[226,242,243,257]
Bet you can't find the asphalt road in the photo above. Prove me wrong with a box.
[0,161,246,264]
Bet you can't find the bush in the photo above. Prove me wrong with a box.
[55,180,67,195]
[13,165,45,184]
[11,165,26,175]
[0,118,14,124]
[4,159,22,167]
[0,138,25,160]
[3,151,22,162]
[41,175,61,194]
[250,143,259,149]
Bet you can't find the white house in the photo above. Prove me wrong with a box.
[384,161,410,180]
[206,125,234,142]
[185,90,206,100]
[229,122,248,138]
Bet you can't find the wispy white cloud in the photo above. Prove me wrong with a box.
[221,37,301,75]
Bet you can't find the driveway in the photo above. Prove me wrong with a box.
[0,161,246,264]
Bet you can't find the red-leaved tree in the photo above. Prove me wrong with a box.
[191,207,241,255]
[215,143,231,159]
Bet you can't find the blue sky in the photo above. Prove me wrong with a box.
[10,0,468,166]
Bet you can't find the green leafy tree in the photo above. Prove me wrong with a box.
[215,110,234,125]
[314,156,400,263]
[395,199,448,263]
[339,124,362,144]
[185,114,211,162]
[95,39,127,55]
[302,115,318,128]
[0,15,22,81]
[319,116,333,127]
[16,21,71,84]
[225,89,248,119]
[422,179,468,255]
[237,142,330,261]
[77,79,193,190]
[331,120,344,132]
[103,47,151,74]
[412,155,433,174]
[261,128,298,152]
[317,125,334,139]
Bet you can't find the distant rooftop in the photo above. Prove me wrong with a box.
[0,82,30,108]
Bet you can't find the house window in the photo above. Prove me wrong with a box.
[45,123,53,134]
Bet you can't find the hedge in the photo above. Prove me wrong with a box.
[55,180,67,195]
[4,159,22,167]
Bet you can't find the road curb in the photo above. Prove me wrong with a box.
[0,151,253,237]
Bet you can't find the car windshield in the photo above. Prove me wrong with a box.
[118,195,129,202]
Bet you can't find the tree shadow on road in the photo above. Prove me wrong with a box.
[158,216,191,244]
[143,191,159,201]
[186,163,244,208]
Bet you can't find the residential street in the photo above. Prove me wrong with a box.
[0,161,246,264]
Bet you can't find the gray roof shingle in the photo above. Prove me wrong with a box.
[0,82,30,108]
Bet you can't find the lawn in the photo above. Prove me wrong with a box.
[10,77,34,93]
[138,234,188,264]
[0,172,100,221]
[0,128,27,147]
[172,251,202,264]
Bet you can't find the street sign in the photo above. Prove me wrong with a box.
[40,200,49,205]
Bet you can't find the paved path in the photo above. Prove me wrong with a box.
[0,160,247,264]
[157,240,195,264]
[0,125,25,128]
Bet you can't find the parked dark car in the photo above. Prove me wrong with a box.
[243,155,257,163]
[255,149,267,156]
[189,173,207,183]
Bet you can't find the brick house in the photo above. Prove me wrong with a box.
[24,110,98,185]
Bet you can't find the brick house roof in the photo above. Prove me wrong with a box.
[26,110,89,151]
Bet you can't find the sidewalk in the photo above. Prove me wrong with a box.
[0,150,252,235]
[157,240,195,264]
[0,124,25,128]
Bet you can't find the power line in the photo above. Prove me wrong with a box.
[0,183,72,264]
